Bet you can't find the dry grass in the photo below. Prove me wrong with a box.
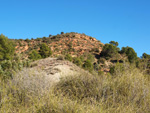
[55,67,150,112]
[0,64,150,113]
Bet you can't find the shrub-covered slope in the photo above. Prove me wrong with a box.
[15,32,103,59]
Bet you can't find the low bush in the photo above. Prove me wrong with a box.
[29,50,41,60]
[65,54,72,62]
[98,58,106,64]
[73,57,82,66]
[100,44,120,59]
[120,46,137,63]
[83,60,93,71]
[39,43,52,58]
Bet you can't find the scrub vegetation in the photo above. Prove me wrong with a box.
[0,32,150,112]
[0,64,150,113]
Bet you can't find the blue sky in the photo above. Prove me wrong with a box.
[0,0,150,57]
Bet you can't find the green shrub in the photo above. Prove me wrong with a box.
[12,61,18,70]
[24,38,30,43]
[65,54,72,62]
[39,43,52,58]
[100,44,119,59]
[120,46,137,63]
[0,65,4,78]
[109,63,126,75]
[87,54,95,63]
[35,38,42,41]
[91,48,100,52]
[109,41,119,46]
[142,53,150,59]
[83,60,93,71]
[93,63,100,71]
[68,42,73,48]
[61,32,64,35]
[98,58,106,64]
[29,50,41,60]
[1,60,12,71]
[79,55,85,62]
[73,57,82,66]
[49,34,52,37]
[0,34,15,60]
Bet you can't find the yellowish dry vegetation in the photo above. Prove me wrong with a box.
[0,64,150,113]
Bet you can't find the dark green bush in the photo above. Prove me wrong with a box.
[49,34,52,37]
[35,38,42,41]
[0,34,15,60]
[100,44,119,59]
[87,54,95,63]
[73,57,82,66]
[109,41,119,46]
[142,53,150,59]
[12,61,18,70]
[120,46,137,63]
[42,37,48,43]
[65,54,72,62]
[91,48,100,52]
[1,60,12,70]
[39,43,52,58]
[93,63,100,71]
[29,50,41,60]
[83,60,93,71]
[61,32,64,35]
[68,42,73,48]
[0,65,4,75]
[24,38,30,43]
[98,58,106,64]
[79,55,85,62]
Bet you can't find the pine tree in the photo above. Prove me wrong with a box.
[39,43,52,58]
[0,34,15,61]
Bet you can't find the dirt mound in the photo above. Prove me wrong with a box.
[29,57,88,84]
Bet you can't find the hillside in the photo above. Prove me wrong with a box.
[14,32,128,73]
[15,32,103,59]
[0,33,150,112]
[1,32,149,75]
